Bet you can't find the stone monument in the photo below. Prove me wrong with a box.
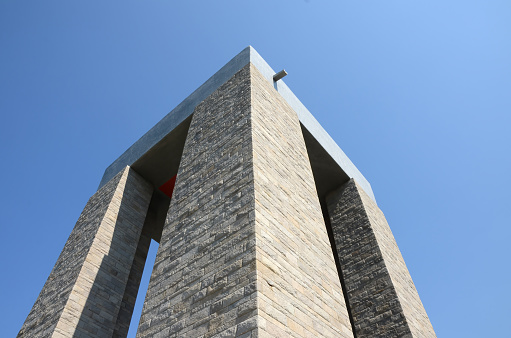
[19,47,435,337]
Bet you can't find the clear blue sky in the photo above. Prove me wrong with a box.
[1,1,510,337]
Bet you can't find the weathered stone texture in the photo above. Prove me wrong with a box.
[18,166,153,338]
[137,64,258,337]
[326,179,435,337]
[250,64,353,338]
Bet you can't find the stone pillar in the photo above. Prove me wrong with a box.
[326,179,436,337]
[137,64,354,337]
[18,166,153,338]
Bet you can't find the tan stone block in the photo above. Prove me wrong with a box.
[287,317,304,336]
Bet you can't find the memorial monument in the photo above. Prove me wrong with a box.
[19,47,435,337]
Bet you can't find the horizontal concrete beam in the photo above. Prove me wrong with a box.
[98,46,375,202]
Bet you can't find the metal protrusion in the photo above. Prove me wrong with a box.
[273,69,287,82]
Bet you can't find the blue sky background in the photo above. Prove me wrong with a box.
[1,1,510,337]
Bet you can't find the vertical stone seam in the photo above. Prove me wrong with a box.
[52,167,133,337]
[323,212,358,337]
[246,63,265,337]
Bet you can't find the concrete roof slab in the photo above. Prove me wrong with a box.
[98,46,375,202]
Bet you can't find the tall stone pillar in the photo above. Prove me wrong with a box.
[18,166,153,338]
[136,64,354,337]
[326,179,436,337]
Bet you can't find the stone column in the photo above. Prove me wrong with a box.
[326,179,436,337]
[18,166,153,338]
[137,63,354,337]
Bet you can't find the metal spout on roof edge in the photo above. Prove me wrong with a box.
[98,46,375,203]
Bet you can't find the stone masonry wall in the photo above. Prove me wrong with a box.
[137,64,258,337]
[18,166,153,338]
[250,64,354,337]
[326,179,435,337]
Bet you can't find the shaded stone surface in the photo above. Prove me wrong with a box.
[326,179,436,337]
[137,64,258,337]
